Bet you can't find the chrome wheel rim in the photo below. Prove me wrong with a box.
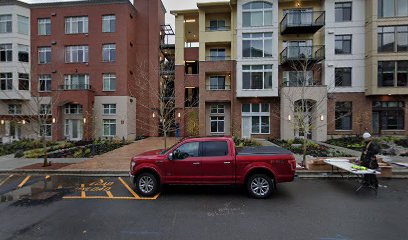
[250,177,269,196]
[139,176,154,194]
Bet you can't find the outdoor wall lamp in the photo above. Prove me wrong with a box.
[0,120,4,125]
[52,117,56,123]
[152,113,156,118]
[288,115,291,121]
[83,118,87,124]
[320,115,325,121]
[22,120,26,125]
[177,112,181,118]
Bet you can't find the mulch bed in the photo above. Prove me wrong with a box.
[17,163,71,170]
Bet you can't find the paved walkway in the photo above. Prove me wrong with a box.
[61,137,178,171]
[0,154,89,171]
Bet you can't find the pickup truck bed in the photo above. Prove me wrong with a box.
[237,146,293,155]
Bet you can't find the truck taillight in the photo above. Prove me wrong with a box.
[290,159,296,171]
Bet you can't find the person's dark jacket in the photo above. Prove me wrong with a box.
[360,140,380,169]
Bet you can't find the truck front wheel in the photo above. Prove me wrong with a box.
[135,172,159,197]
[246,174,273,199]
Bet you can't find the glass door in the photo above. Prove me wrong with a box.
[242,117,251,138]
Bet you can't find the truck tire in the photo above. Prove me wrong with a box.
[135,172,159,197]
[246,174,273,199]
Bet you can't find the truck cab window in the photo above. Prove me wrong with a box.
[174,142,199,159]
[202,141,228,156]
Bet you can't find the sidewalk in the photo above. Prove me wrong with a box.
[0,154,89,171]
[60,137,177,171]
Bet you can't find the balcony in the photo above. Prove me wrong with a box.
[205,26,231,32]
[206,84,231,91]
[280,11,325,35]
[58,84,92,90]
[280,46,325,66]
[205,56,231,61]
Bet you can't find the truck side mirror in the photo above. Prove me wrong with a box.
[168,152,174,160]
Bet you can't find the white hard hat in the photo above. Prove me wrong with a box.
[363,132,371,139]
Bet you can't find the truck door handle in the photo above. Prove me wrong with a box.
[192,162,200,165]
[224,161,231,164]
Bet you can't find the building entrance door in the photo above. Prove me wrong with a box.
[65,119,83,141]
[242,117,251,139]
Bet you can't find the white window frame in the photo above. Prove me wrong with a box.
[209,76,226,90]
[242,65,273,90]
[103,119,117,136]
[64,74,90,90]
[102,15,116,33]
[65,45,89,63]
[0,44,13,62]
[39,74,51,92]
[65,104,83,114]
[102,44,116,62]
[241,103,270,134]
[242,1,273,27]
[18,73,30,91]
[17,15,29,35]
[65,16,88,34]
[103,104,117,115]
[38,18,51,35]
[0,72,13,90]
[0,15,12,33]
[210,104,225,134]
[8,104,22,115]
[41,123,52,137]
[40,104,51,115]
[18,44,29,62]
[242,32,273,58]
[38,47,51,64]
[103,73,116,91]
[283,71,314,87]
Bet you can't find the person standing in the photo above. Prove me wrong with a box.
[360,132,380,188]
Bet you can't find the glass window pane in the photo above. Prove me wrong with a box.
[397,26,408,52]
[264,71,272,89]
[264,10,272,25]
[242,104,250,112]
[252,103,260,112]
[252,116,259,133]
[243,12,251,27]
[397,0,408,16]
[251,11,263,27]
[397,61,408,86]
[261,116,269,133]
[251,40,263,57]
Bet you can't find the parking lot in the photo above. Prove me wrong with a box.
[0,174,407,240]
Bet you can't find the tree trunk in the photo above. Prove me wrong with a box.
[164,130,167,149]
[302,136,307,167]
[42,136,49,167]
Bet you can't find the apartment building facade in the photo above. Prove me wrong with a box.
[0,0,165,142]
[0,0,31,143]
[173,0,408,140]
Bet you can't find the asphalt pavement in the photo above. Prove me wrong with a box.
[0,175,407,240]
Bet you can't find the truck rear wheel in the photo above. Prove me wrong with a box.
[246,174,273,199]
[135,172,159,197]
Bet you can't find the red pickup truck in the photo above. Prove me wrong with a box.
[130,137,296,198]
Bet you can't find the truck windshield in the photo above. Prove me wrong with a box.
[160,142,180,155]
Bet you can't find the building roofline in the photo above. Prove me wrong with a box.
[0,0,30,8]
[196,1,230,8]
[170,9,199,16]
[160,0,167,14]
[29,0,132,9]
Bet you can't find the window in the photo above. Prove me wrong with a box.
[103,73,116,91]
[209,76,226,90]
[202,141,228,156]
[242,65,273,89]
[373,101,404,130]
[210,104,225,134]
[283,71,313,87]
[243,32,272,58]
[18,15,29,35]
[283,9,313,26]
[335,35,352,54]
[65,45,89,63]
[8,104,22,115]
[378,26,408,53]
[185,87,199,107]
[0,73,12,90]
[38,47,51,64]
[209,19,226,31]
[65,104,83,114]
[335,2,352,22]
[39,74,51,92]
[378,0,408,18]
[40,104,51,115]
[174,142,199,159]
[40,123,52,137]
[103,104,116,115]
[103,119,116,136]
[102,44,116,62]
[18,73,29,90]
[0,15,12,33]
[335,102,352,130]
[208,48,226,61]
[65,16,88,34]
[0,44,12,62]
[102,15,116,33]
[242,1,273,27]
[18,44,29,62]
[38,18,51,35]
[335,68,352,87]
[378,61,408,87]
[64,74,90,90]
[241,103,270,134]
[185,61,199,74]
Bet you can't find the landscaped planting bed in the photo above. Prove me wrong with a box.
[233,136,261,147]
[0,139,59,157]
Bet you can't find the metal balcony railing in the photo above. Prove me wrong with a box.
[280,11,325,34]
[280,46,325,63]
[58,84,91,90]
[283,79,316,87]
[206,85,231,90]
[205,26,231,32]
[205,56,231,61]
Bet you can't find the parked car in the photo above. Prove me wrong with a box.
[130,137,296,198]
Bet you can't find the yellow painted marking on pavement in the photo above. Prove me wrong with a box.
[0,174,14,187]
[81,184,86,198]
[63,196,137,200]
[118,177,141,199]
[17,176,31,189]
[106,191,114,198]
